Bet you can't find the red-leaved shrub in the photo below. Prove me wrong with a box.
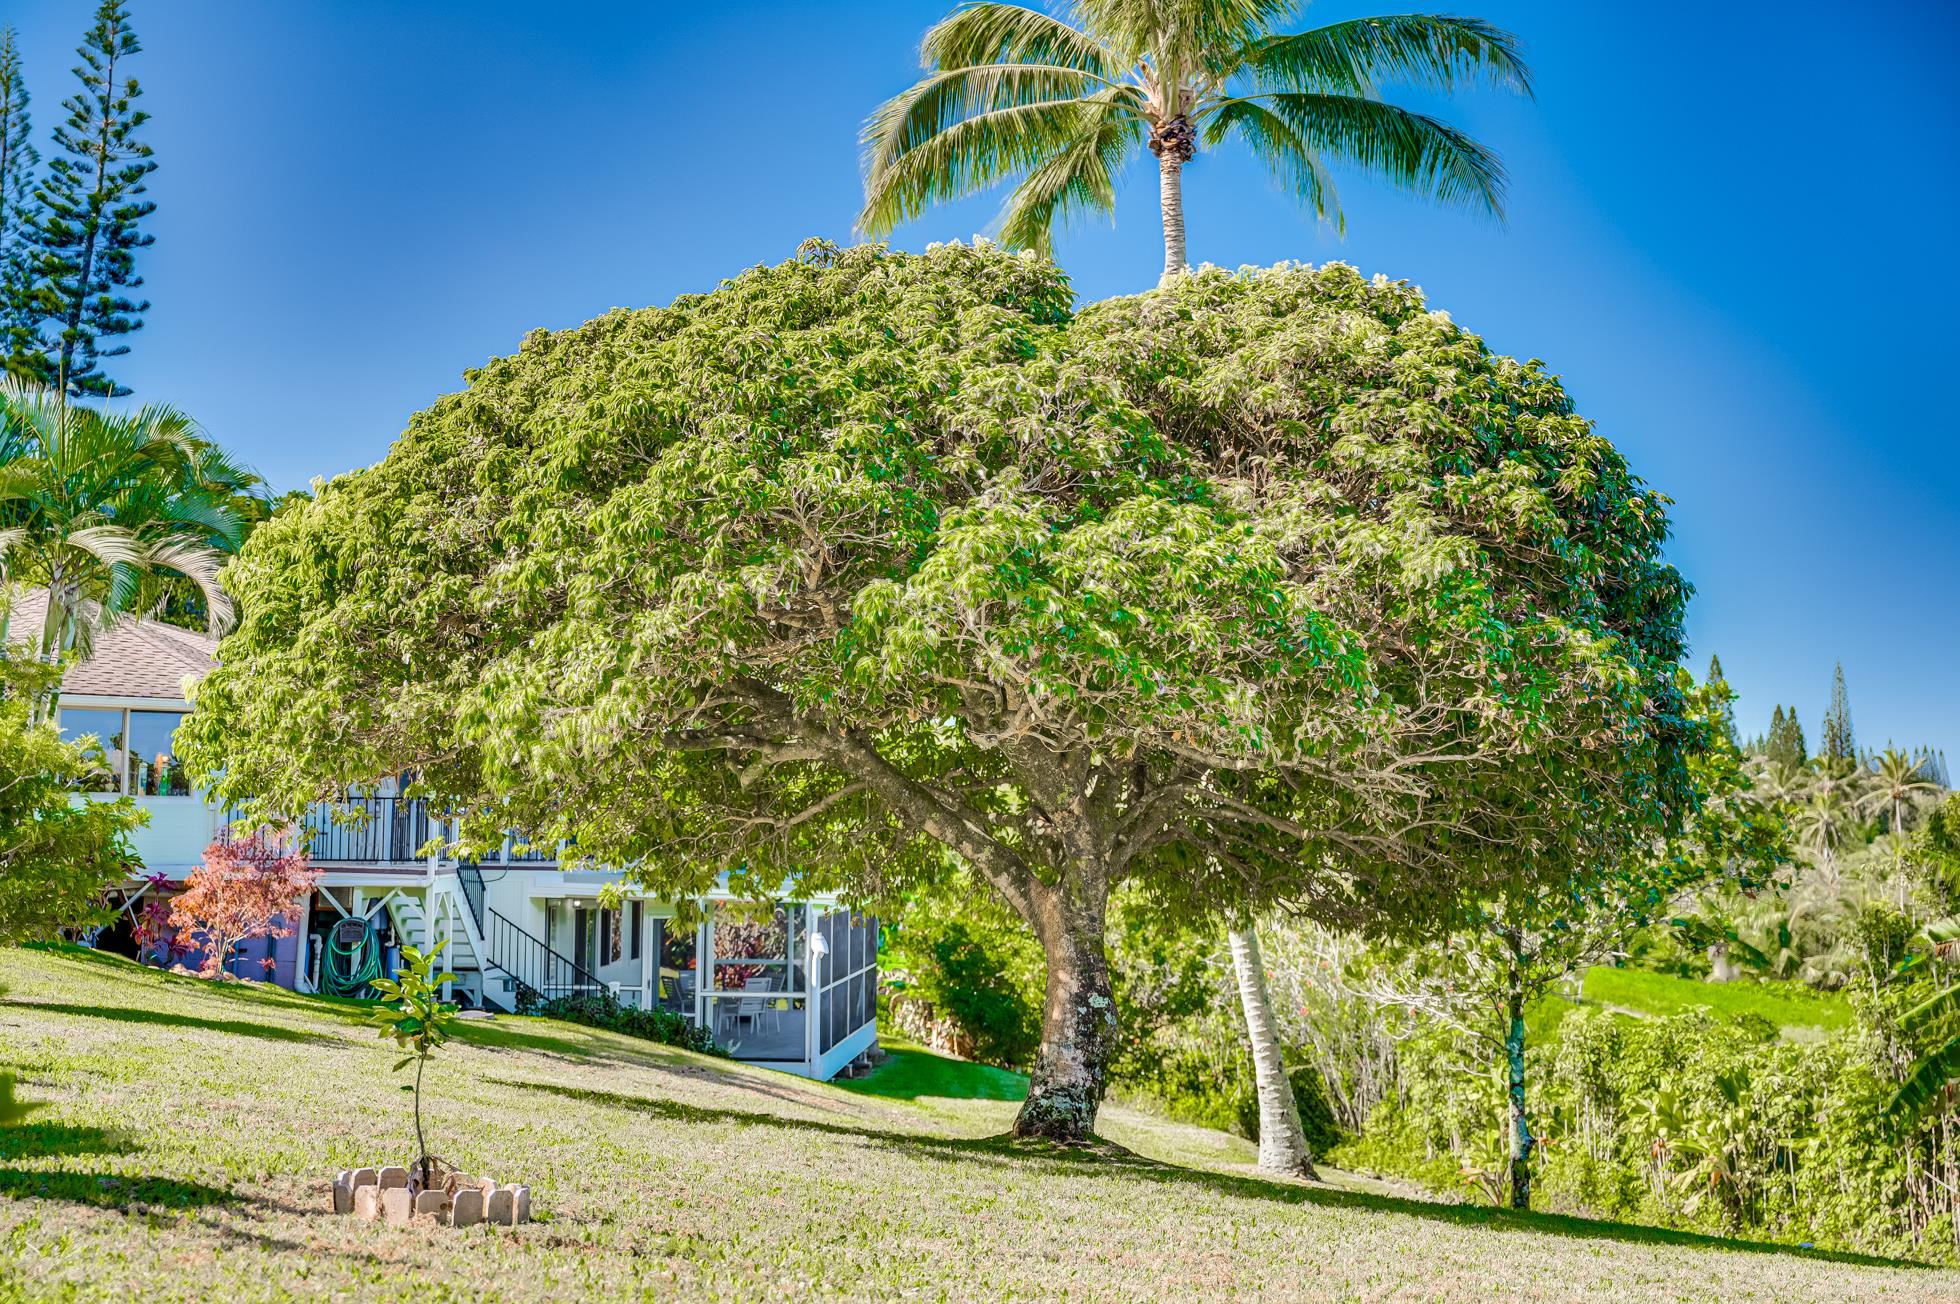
[169,827,318,979]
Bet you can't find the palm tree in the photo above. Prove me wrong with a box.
[1862,747,1940,837]
[859,1,1531,284]
[1228,920,1317,1178]
[0,379,255,718]
[1794,789,1853,887]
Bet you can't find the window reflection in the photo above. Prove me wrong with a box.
[57,708,124,793]
[127,711,189,795]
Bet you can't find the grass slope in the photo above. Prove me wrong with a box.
[1580,966,1854,1031]
[0,946,1948,1301]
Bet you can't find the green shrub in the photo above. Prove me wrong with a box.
[1337,999,1960,1263]
[535,992,721,1055]
[927,922,1041,1067]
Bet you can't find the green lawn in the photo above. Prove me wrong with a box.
[0,945,1948,1301]
[1581,965,1855,1032]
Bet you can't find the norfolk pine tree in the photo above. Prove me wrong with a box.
[0,27,38,381]
[29,0,156,397]
[1820,661,1856,764]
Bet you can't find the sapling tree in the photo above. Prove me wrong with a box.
[182,245,1695,1140]
[168,826,317,979]
[369,940,459,1191]
[1355,686,1787,1209]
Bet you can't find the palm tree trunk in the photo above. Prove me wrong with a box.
[1149,115,1196,287]
[1229,923,1317,1179]
[1157,150,1188,286]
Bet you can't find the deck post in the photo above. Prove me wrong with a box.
[804,903,820,1073]
[638,901,652,1009]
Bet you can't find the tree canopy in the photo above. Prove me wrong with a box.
[183,242,1695,1137]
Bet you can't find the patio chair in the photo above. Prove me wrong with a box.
[745,974,780,1035]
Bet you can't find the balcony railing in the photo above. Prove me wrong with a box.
[226,798,433,864]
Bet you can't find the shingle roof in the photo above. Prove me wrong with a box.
[4,588,217,703]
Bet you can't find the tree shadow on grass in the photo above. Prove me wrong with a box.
[2,1001,341,1048]
[497,1077,1938,1273]
[458,1024,829,1116]
[0,1122,133,1163]
[16,945,378,1026]
[0,1169,235,1210]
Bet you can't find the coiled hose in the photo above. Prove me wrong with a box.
[322,919,384,997]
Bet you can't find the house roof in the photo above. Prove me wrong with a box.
[4,588,218,704]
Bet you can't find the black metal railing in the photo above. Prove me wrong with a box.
[299,797,432,863]
[222,797,433,863]
[484,907,606,1010]
[455,863,488,935]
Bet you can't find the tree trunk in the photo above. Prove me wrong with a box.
[1148,115,1195,286]
[413,1052,431,1190]
[1229,922,1318,1179]
[1706,941,1739,983]
[1506,964,1533,1211]
[1013,877,1116,1142]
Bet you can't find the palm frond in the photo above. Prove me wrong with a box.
[144,537,236,635]
[59,524,146,571]
[1076,0,1293,75]
[1890,1033,1960,1121]
[1900,981,1960,1033]
[1235,15,1532,97]
[1236,92,1507,217]
[1204,99,1342,230]
[921,2,1117,73]
[860,96,1131,237]
[997,91,1146,254]
[862,62,1119,186]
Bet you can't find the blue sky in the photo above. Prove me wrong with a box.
[9,0,1957,756]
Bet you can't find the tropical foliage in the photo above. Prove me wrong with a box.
[0,379,261,710]
[860,0,1529,280]
[0,647,141,944]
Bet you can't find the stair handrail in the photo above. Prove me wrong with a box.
[455,863,488,935]
[483,907,609,1011]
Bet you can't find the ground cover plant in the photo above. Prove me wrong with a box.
[2,944,1954,1301]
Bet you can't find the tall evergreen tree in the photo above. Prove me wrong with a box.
[1706,654,1739,749]
[0,26,40,381]
[1766,704,1807,772]
[28,0,155,398]
[1820,662,1856,763]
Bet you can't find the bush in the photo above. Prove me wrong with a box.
[535,992,721,1055]
[1335,1000,1960,1263]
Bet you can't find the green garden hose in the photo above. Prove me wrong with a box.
[322,920,384,997]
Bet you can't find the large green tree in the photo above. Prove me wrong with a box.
[28,0,155,398]
[858,1,1528,284]
[0,27,37,381]
[182,245,1693,1140]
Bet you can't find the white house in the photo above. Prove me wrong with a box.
[20,590,879,1082]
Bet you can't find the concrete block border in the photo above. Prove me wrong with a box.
[330,1167,532,1227]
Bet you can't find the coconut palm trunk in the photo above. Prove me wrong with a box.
[1229,922,1318,1178]
[1150,117,1195,285]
